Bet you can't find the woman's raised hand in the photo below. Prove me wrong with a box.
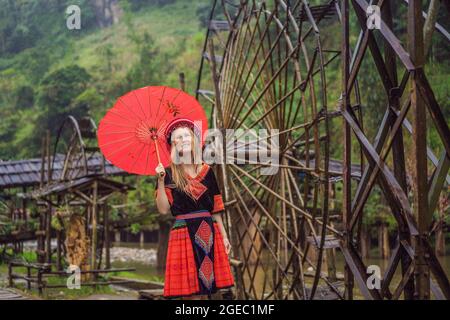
[155,163,165,180]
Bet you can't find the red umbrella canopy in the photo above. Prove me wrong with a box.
[97,86,208,176]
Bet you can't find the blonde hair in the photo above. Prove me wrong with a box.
[169,126,203,200]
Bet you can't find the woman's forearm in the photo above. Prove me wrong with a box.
[213,213,228,240]
[156,179,170,214]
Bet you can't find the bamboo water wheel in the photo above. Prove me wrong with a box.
[196,0,450,300]
[51,116,106,182]
[197,0,343,300]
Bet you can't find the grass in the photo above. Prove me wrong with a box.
[0,260,121,300]
[13,275,117,300]
[0,250,122,300]
[111,270,164,283]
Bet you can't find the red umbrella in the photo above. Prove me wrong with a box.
[97,86,208,176]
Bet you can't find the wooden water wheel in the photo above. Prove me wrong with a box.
[51,116,105,182]
[196,0,343,300]
[196,0,450,300]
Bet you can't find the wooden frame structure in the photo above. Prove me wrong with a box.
[196,0,449,300]
[1,116,133,275]
[8,260,135,295]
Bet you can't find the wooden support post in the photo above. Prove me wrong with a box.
[342,0,354,300]
[382,1,415,300]
[8,263,13,287]
[104,203,111,269]
[378,221,390,259]
[45,205,52,263]
[326,248,337,283]
[27,266,31,290]
[37,212,44,263]
[22,186,27,224]
[39,135,45,188]
[91,180,98,278]
[37,135,45,264]
[360,225,370,259]
[207,39,225,126]
[140,231,145,248]
[408,0,430,300]
[37,269,43,296]
[56,230,62,271]
[45,130,52,264]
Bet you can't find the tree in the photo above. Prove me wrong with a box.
[37,65,92,134]
[123,32,163,91]
[14,85,34,110]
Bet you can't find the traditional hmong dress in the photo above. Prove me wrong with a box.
[155,163,235,298]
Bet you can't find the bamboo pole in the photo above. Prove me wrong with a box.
[91,180,98,278]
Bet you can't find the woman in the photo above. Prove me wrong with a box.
[155,118,235,300]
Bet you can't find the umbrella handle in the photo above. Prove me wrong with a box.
[153,139,165,178]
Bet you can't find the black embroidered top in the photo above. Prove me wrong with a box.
[155,163,225,216]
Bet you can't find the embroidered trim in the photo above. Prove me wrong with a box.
[172,220,187,229]
[176,210,211,220]
[194,220,213,254]
[187,179,207,200]
[198,255,214,290]
[186,163,209,181]
[212,194,225,213]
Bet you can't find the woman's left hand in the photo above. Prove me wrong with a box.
[223,236,231,255]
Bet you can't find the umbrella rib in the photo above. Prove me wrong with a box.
[153,86,167,129]
[99,134,135,148]
[156,119,169,142]
[182,109,199,118]
[144,141,150,174]
[147,86,153,119]
[133,91,148,121]
[118,98,145,122]
[157,120,168,134]
[108,109,140,124]
[130,142,147,173]
[102,138,137,158]
[100,121,135,129]
[98,131,135,135]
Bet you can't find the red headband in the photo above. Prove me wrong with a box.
[164,118,201,149]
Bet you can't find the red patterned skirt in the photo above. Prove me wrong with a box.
[163,210,235,298]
